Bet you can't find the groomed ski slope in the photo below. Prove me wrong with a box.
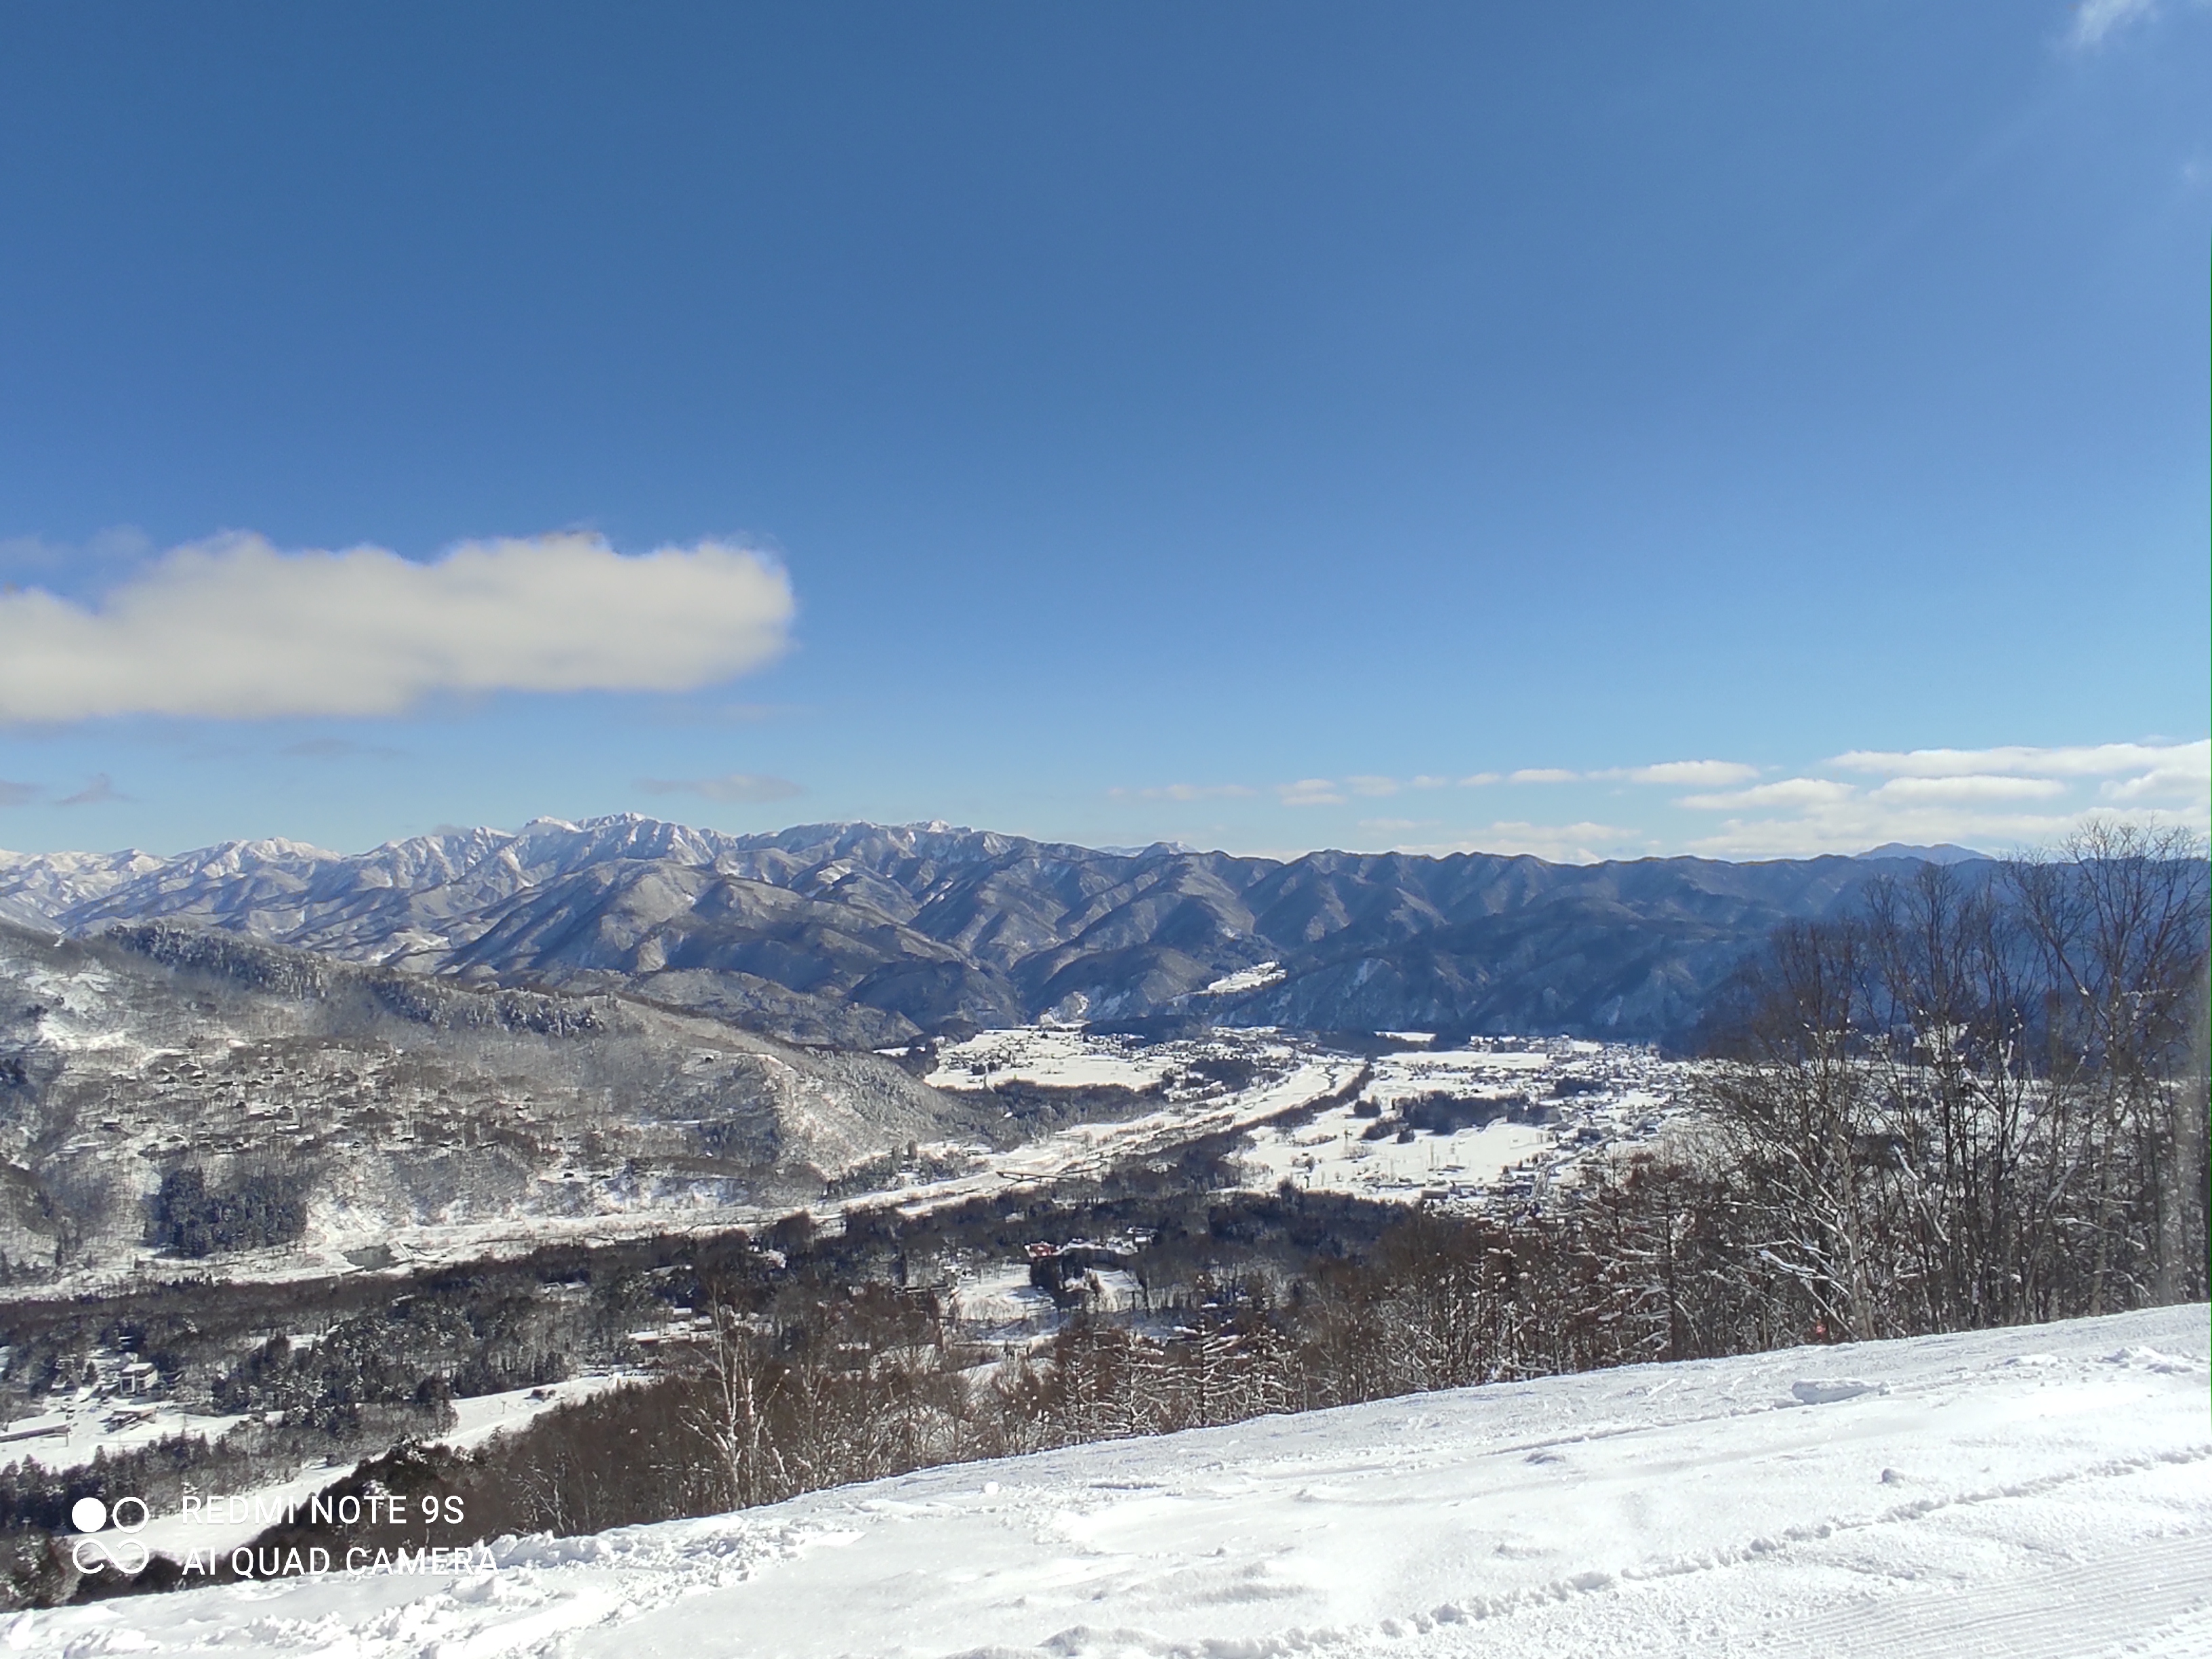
[17,1303,2209,1658]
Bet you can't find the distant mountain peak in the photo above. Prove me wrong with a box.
[1856,842,1989,864]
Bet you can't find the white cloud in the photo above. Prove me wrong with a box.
[2068,0,2156,49]
[1616,759,1761,787]
[1145,739,2203,863]
[1479,759,1763,787]
[1679,777,1858,811]
[2100,762,2209,803]
[1830,741,2206,780]
[637,773,802,804]
[1869,775,2066,803]
[0,531,796,721]
[1674,741,2209,856]
[1687,812,2043,861]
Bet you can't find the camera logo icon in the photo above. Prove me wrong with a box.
[69,1496,151,1575]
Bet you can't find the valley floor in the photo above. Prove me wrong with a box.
[15,1303,2208,1658]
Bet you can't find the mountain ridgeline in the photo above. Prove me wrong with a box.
[0,817,1977,1049]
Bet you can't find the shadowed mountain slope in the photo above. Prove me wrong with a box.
[0,817,1982,1047]
[0,916,958,1273]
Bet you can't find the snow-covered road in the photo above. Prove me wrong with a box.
[16,1304,2207,1658]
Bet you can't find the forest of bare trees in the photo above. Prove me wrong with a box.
[1700,821,2207,1339]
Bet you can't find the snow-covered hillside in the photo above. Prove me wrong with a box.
[19,1304,2207,1657]
[0,920,953,1284]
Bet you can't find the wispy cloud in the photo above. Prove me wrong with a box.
[1830,741,2205,779]
[0,526,157,596]
[1868,775,2066,804]
[1679,777,1858,811]
[1498,759,1764,787]
[1279,779,1345,807]
[2101,760,2209,802]
[0,779,39,807]
[1681,740,2208,857]
[637,772,802,804]
[2068,0,2156,49]
[1286,772,1519,800]
[0,531,796,722]
[1110,783,1257,802]
[57,773,126,806]
[1100,743,2202,863]
[1610,759,1761,787]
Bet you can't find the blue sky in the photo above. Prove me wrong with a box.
[1,1,2205,863]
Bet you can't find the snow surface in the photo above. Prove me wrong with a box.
[436,1374,636,1455]
[17,1304,2207,1658]
[0,1398,244,1476]
[1239,1114,1555,1200]
[1195,963,1286,997]
[1235,1043,1683,1206]
[926,1029,1179,1093]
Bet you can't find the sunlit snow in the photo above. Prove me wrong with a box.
[18,1305,2205,1657]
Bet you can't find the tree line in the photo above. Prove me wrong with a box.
[1697,821,2206,1337]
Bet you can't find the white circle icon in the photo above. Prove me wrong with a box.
[70,1496,107,1533]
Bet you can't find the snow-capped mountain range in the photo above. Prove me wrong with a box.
[0,815,1975,1048]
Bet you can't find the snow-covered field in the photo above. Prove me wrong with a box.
[20,1304,2205,1658]
[3,1010,1686,1305]
[926,1026,1206,1094]
[0,1398,243,1476]
[1235,1040,1684,1206]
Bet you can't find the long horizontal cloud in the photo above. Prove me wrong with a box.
[1830,741,2207,781]
[0,532,795,721]
[1514,760,1761,786]
[1679,777,1856,811]
[1868,775,2067,804]
[1612,759,1759,786]
[1683,740,2208,857]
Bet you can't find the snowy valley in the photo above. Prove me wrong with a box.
[0,817,2199,1657]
